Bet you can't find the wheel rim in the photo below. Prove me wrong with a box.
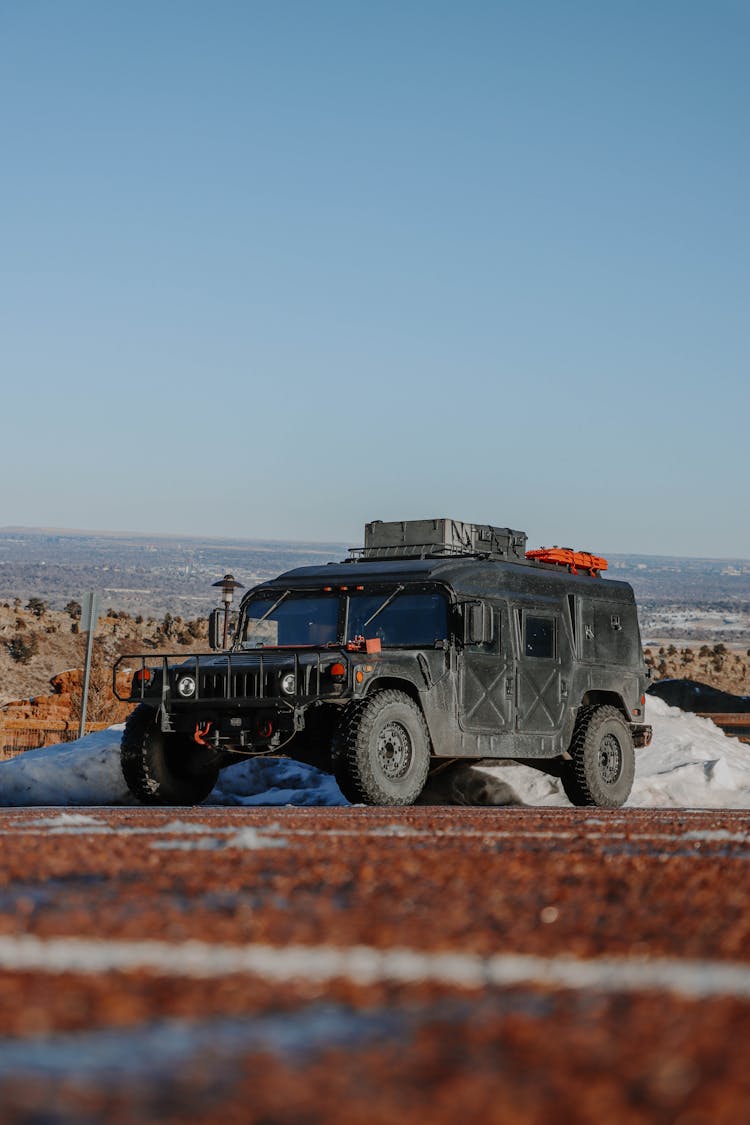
[598,733,623,784]
[377,721,413,780]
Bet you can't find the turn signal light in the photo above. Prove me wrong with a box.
[134,669,152,684]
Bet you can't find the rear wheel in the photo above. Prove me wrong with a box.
[121,704,220,805]
[563,705,635,808]
[332,690,431,806]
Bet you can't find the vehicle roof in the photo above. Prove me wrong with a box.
[255,555,636,604]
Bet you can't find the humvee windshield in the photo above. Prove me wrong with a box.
[239,589,448,649]
[240,593,339,648]
[346,591,448,646]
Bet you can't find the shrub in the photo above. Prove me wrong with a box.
[8,633,39,664]
[26,597,47,618]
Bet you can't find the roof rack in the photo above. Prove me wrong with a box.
[347,544,476,562]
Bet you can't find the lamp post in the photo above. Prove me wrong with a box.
[212,573,244,650]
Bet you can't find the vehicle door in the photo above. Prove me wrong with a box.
[458,600,514,733]
[515,607,566,734]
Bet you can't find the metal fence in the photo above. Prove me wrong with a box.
[0,720,111,759]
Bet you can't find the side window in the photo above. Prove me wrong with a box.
[524,615,555,659]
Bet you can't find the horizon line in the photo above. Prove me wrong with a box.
[1,525,748,566]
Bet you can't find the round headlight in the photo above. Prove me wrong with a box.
[177,675,196,698]
[280,672,296,695]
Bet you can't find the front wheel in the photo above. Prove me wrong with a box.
[563,705,635,808]
[121,704,220,805]
[332,690,431,806]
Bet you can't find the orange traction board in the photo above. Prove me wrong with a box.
[526,548,608,577]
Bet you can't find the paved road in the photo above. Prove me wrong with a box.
[0,805,749,1122]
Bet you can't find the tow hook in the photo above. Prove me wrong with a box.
[194,721,213,746]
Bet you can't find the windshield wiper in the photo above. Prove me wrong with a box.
[360,585,404,630]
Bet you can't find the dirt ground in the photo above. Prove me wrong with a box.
[0,805,748,1122]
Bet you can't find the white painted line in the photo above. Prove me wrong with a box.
[0,936,749,1000]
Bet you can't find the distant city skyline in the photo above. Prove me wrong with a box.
[2,1,748,556]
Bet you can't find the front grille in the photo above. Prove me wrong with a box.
[189,656,324,701]
[198,666,271,700]
[231,669,264,698]
[200,671,229,699]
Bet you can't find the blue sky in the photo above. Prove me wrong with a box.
[1,1,748,556]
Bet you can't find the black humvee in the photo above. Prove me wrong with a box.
[114,519,652,808]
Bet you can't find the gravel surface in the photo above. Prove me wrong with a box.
[0,806,748,1122]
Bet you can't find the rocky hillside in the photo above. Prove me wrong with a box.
[0,600,210,721]
[645,643,750,696]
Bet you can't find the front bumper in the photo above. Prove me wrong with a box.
[113,650,351,750]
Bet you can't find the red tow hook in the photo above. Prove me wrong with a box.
[194,721,213,746]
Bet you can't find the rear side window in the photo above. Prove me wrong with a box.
[525,616,555,659]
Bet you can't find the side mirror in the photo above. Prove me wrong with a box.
[208,608,224,650]
[464,601,494,645]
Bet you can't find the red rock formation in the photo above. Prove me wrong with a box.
[1,667,133,732]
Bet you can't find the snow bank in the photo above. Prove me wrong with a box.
[0,728,133,807]
[467,697,750,809]
[0,696,748,808]
[207,758,348,808]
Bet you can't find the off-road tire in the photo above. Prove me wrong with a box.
[564,704,635,808]
[332,690,431,806]
[120,704,220,806]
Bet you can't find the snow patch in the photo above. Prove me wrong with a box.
[18,813,104,828]
[151,826,288,852]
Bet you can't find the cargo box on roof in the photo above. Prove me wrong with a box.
[363,518,528,561]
